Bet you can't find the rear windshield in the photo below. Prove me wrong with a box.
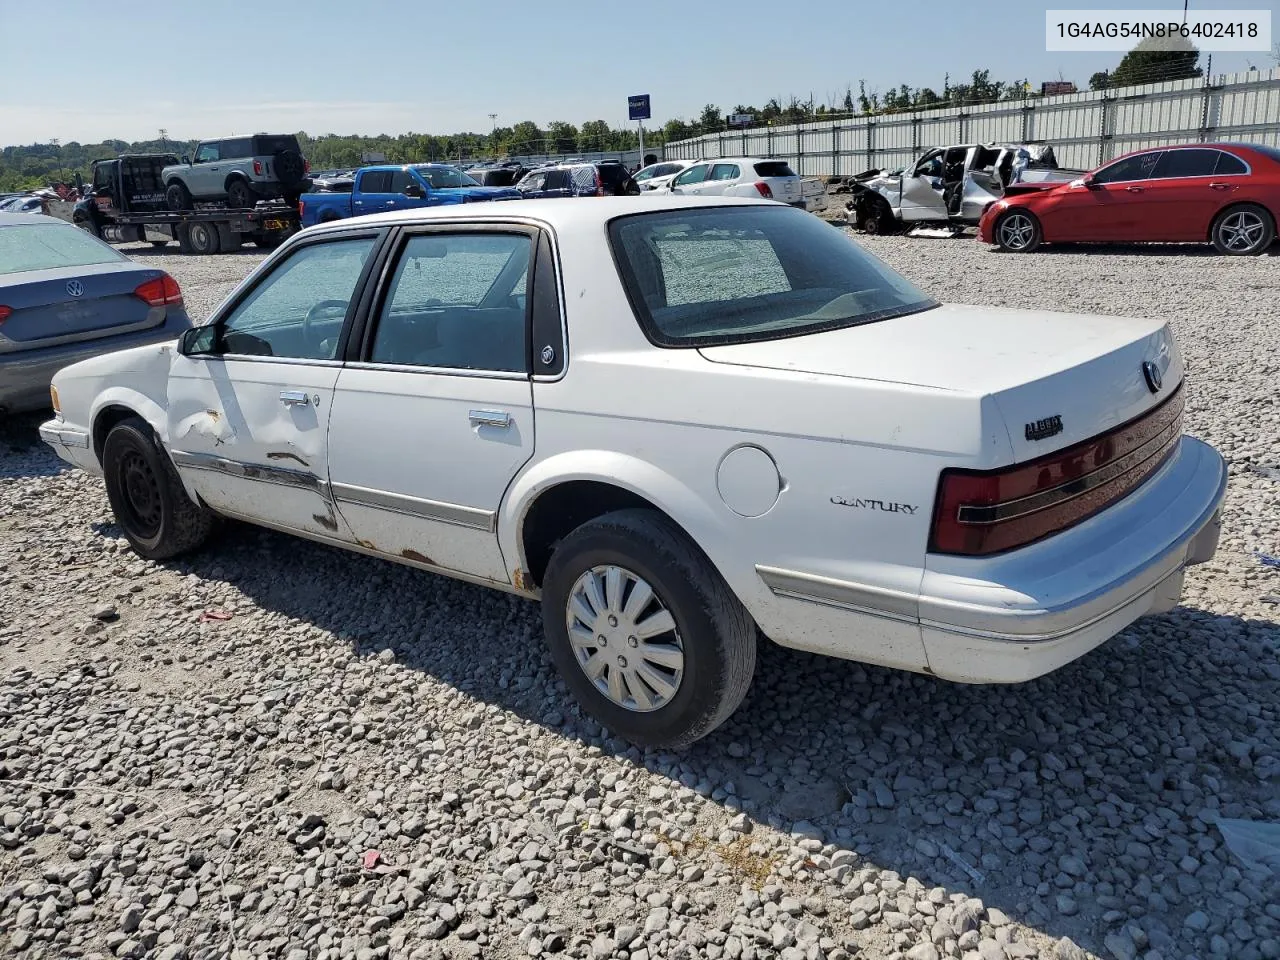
[252,135,301,155]
[596,164,630,186]
[608,206,936,347]
[0,222,126,275]
[753,161,796,178]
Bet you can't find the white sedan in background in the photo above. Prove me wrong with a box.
[41,196,1225,749]
[632,160,697,192]
[659,157,805,207]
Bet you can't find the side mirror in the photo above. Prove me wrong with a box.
[404,182,424,198]
[178,324,218,356]
[181,155,191,165]
[1081,173,1098,188]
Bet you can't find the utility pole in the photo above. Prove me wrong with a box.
[488,114,497,158]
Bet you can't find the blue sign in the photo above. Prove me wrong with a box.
[628,94,651,122]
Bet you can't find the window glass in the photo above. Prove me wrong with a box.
[370,233,531,372]
[194,143,220,163]
[571,167,597,192]
[609,206,935,348]
[389,170,416,193]
[673,165,709,186]
[413,165,481,188]
[1152,149,1218,178]
[0,222,126,275]
[252,135,301,155]
[220,139,253,160]
[518,172,546,193]
[359,171,393,193]
[92,163,113,190]
[709,164,740,181]
[545,170,571,190]
[1093,151,1162,183]
[216,238,376,360]
[1214,151,1248,175]
[633,167,657,182]
[753,161,796,178]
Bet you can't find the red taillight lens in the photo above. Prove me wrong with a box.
[253,159,263,176]
[298,200,306,217]
[304,159,311,174]
[0,305,11,325]
[754,181,773,198]
[929,386,1184,557]
[134,274,183,308]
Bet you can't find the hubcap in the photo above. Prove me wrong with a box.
[118,450,162,538]
[999,214,1035,250]
[565,565,684,713]
[1219,211,1265,251]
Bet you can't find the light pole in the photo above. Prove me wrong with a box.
[488,114,498,157]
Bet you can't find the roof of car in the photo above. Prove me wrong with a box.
[307,195,777,235]
[693,157,790,166]
[0,212,52,225]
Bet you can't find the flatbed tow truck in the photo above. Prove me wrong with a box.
[72,153,301,255]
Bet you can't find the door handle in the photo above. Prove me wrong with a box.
[385,201,395,206]
[1208,182,1232,190]
[280,390,310,407]
[1125,185,1144,193]
[468,409,510,428]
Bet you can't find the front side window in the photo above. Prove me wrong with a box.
[389,170,416,193]
[1151,149,1219,179]
[1093,151,1162,183]
[673,165,709,186]
[369,233,531,372]
[413,166,481,189]
[194,143,220,163]
[0,222,126,275]
[609,206,936,348]
[709,164,740,181]
[212,237,376,360]
[518,172,547,193]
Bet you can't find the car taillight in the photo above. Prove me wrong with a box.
[134,274,183,307]
[253,160,263,176]
[304,159,311,174]
[929,386,1184,557]
[754,181,773,198]
[0,305,10,325]
[298,200,306,217]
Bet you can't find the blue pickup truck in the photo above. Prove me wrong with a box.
[298,164,520,227]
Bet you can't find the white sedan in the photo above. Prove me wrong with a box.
[659,157,804,207]
[41,197,1226,748]
[632,159,697,192]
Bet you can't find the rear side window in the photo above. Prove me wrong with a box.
[753,161,796,178]
[609,206,936,348]
[1214,151,1248,175]
[360,171,393,192]
[710,164,740,181]
[0,222,126,275]
[1152,149,1218,178]
[545,170,571,190]
[253,135,301,155]
[220,138,253,160]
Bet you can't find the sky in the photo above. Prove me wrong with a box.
[1,0,1272,145]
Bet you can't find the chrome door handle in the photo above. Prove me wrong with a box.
[1125,185,1144,193]
[280,390,310,406]
[385,201,395,206]
[469,409,510,428]
[1208,182,1231,190]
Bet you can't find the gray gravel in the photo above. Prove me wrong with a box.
[2,234,1278,960]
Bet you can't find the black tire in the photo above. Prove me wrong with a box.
[994,209,1043,253]
[273,150,306,187]
[226,179,256,209]
[166,181,193,212]
[540,508,756,749]
[1210,203,1275,256]
[184,221,221,255]
[102,417,214,561]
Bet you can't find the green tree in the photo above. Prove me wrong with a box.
[508,121,544,154]
[547,121,578,154]
[1108,36,1201,87]
[577,120,611,152]
[663,118,694,142]
[696,104,722,134]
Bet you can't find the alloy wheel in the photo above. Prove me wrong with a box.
[1218,210,1266,252]
[998,213,1036,250]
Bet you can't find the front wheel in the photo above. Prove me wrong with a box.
[102,417,214,560]
[1211,204,1275,255]
[540,508,756,749]
[994,209,1042,252]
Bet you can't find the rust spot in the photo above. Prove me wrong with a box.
[401,549,433,565]
[267,450,309,467]
[513,568,534,592]
[355,538,377,550]
[312,512,338,531]
[205,409,220,421]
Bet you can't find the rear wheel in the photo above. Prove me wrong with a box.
[995,210,1042,253]
[183,221,221,255]
[102,417,214,560]
[165,181,193,212]
[226,180,256,209]
[1210,203,1274,255]
[540,508,756,749]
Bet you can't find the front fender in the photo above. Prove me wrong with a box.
[499,450,737,592]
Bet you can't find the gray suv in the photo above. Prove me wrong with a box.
[161,134,310,211]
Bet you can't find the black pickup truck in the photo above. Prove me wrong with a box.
[73,154,301,255]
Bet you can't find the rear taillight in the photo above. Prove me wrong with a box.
[753,181,773,198]
[253,160,263,176]
[298,200,306,217]
[304,159,311,174]
[134,274,183,308]
[929,386,1184,557]
[0,305,10,325]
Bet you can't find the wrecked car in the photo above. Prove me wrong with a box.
[846,143,1084,234]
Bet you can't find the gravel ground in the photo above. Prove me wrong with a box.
[2,234,1278,960]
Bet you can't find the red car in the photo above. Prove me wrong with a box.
[978,142,1280,255]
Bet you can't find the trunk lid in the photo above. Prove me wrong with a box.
[0,263,166,354]
[698,303,1179,463]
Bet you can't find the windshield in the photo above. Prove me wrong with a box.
[413,165,481,189]
[0,222,126,275]
[608,206,937,347]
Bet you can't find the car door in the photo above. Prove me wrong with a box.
[189,141,222,198]
[667,163,711,195]
[516,171,548,198]
[387,169,429,211]
[1045,150,1163,241]
[1140,148,1239,241]
[898,150,949,220]
[166,231,385,539]
[542,169,573,198]
[352,170,396,217]
[701,163,741,197]
[325,226,543,583]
